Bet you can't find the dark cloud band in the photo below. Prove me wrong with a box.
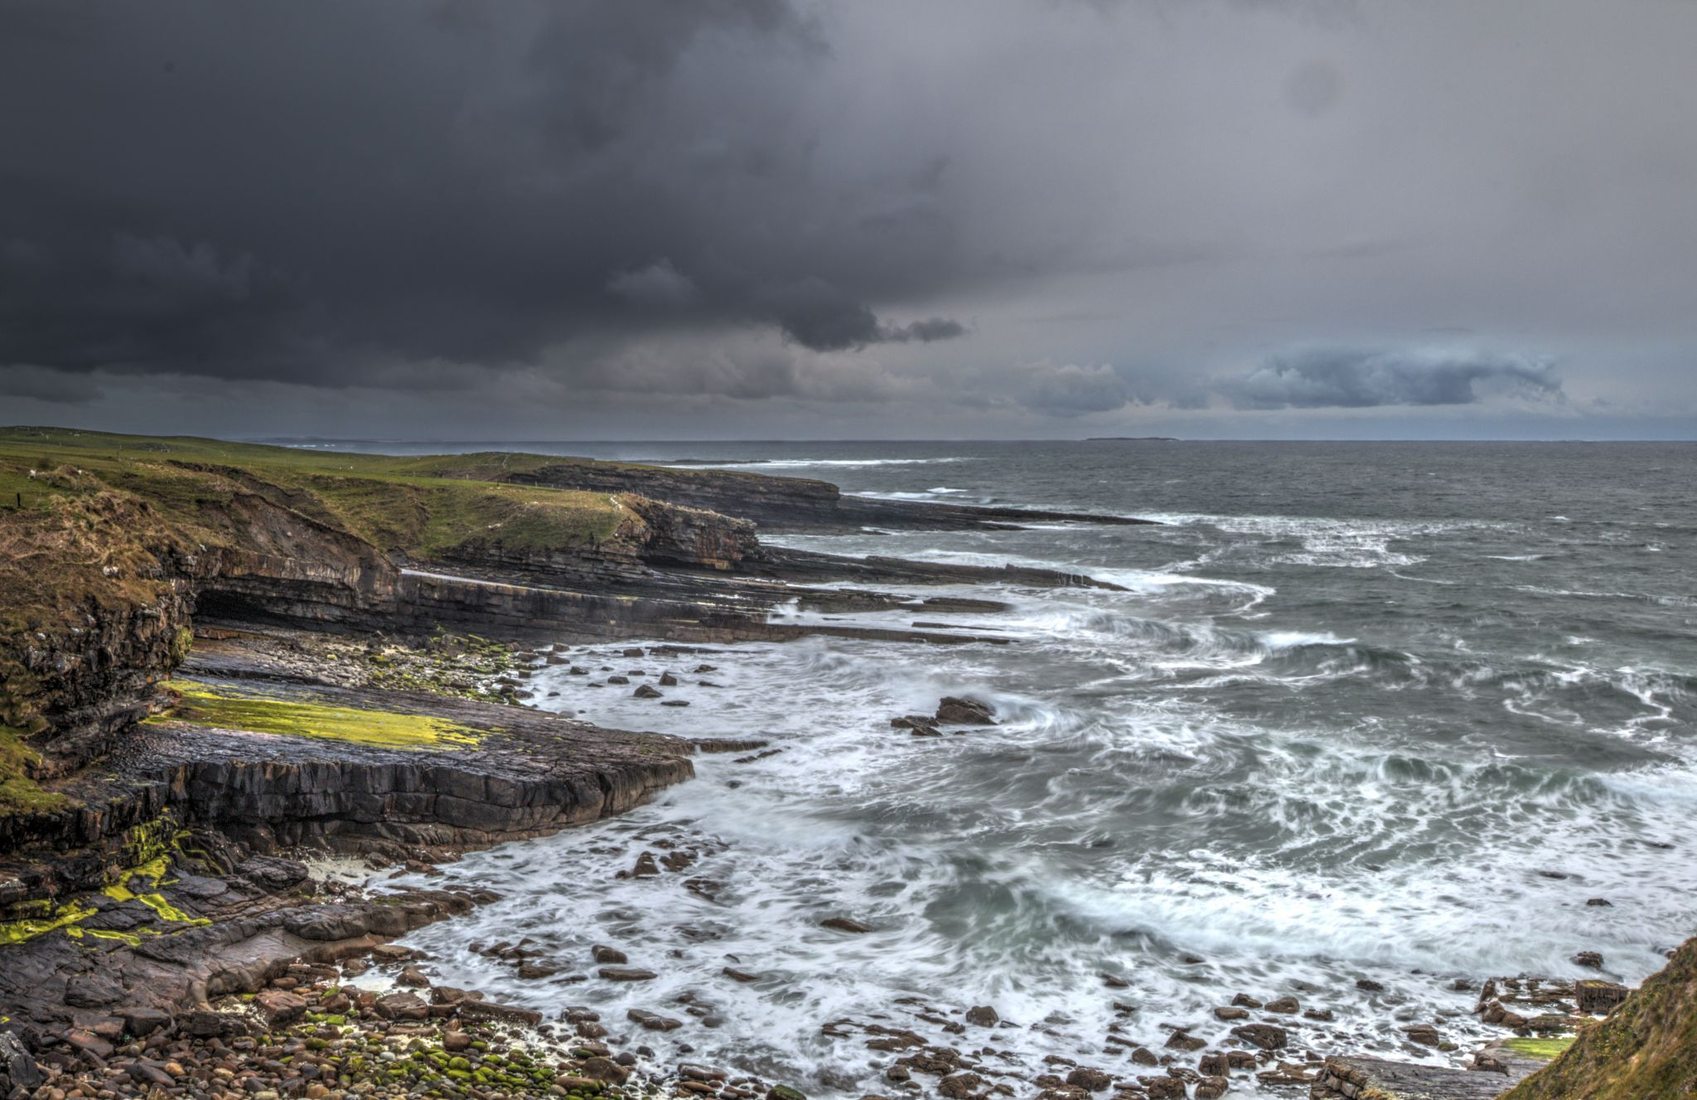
[1225,348,1562,410]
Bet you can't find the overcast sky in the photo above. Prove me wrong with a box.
[3,0,1695,440]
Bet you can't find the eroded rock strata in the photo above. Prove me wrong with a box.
[0,432,1159,1097]
[5,432,1690,1099]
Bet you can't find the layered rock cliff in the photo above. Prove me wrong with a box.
[0,492,196,771]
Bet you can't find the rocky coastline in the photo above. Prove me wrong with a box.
[0,428,1688,1100]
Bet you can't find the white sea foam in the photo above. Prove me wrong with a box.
[1134,512,1517,570]
[373,465,1693,1098]
[670,457,969,470]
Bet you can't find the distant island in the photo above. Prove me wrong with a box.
[1084,435,1180,441]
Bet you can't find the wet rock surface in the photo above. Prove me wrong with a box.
[7,448,1680,1100]
[1312,1054,1540,1099]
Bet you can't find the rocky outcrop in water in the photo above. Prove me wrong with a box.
[505,461,1154,532]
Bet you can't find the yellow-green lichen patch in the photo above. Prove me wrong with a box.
[101,851,210,928]
[121,810,183,870]
[101,883,209,926]
[0,899,96,945]
[152,681,485,750]
[1506,1036,1577,1061]
[77,927,146,946]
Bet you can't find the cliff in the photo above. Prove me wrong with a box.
[1499,937,1697,1100]
[0,492,196,784]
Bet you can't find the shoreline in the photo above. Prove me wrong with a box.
[0,428,1684,1099]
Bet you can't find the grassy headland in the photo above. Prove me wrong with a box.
[0,426,633,560]
[0,426,671,816]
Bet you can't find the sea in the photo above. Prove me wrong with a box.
[333,439,1696,1094]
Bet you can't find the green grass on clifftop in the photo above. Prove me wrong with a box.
[0,426,630,559]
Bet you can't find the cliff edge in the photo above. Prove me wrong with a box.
[1499,937,1697,1100]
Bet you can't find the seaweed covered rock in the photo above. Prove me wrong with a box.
[1502,937,1697,1100]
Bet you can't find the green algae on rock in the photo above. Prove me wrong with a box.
[150,680,487,750]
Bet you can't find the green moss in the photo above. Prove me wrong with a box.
[1505,1037,1575,1061]
[150,680,486,749]
[0,724,70,817]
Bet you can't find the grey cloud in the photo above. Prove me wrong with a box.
[762,279,966,351]
[894,318,968,343]
[0,364,104,404]
[572,331,904,403]
[1225,348,1563,409]
[607,259,699,309]
[1,0,1694,437]
[1021,362,1130,416]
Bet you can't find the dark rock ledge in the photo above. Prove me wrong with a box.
[3,678,695,903]
[0,667,700,1095]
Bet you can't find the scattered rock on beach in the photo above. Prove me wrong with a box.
[599,966,659,982]
[1230,1022,1288,1051]
[1066,1066,1113,1091]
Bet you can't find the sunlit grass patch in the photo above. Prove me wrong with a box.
[1506,1036,1576,1061]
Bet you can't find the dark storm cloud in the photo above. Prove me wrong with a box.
[0,0,963,387]
[2,0,1694,436]
[760,279,967,351]
[1225,348,1562,409]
